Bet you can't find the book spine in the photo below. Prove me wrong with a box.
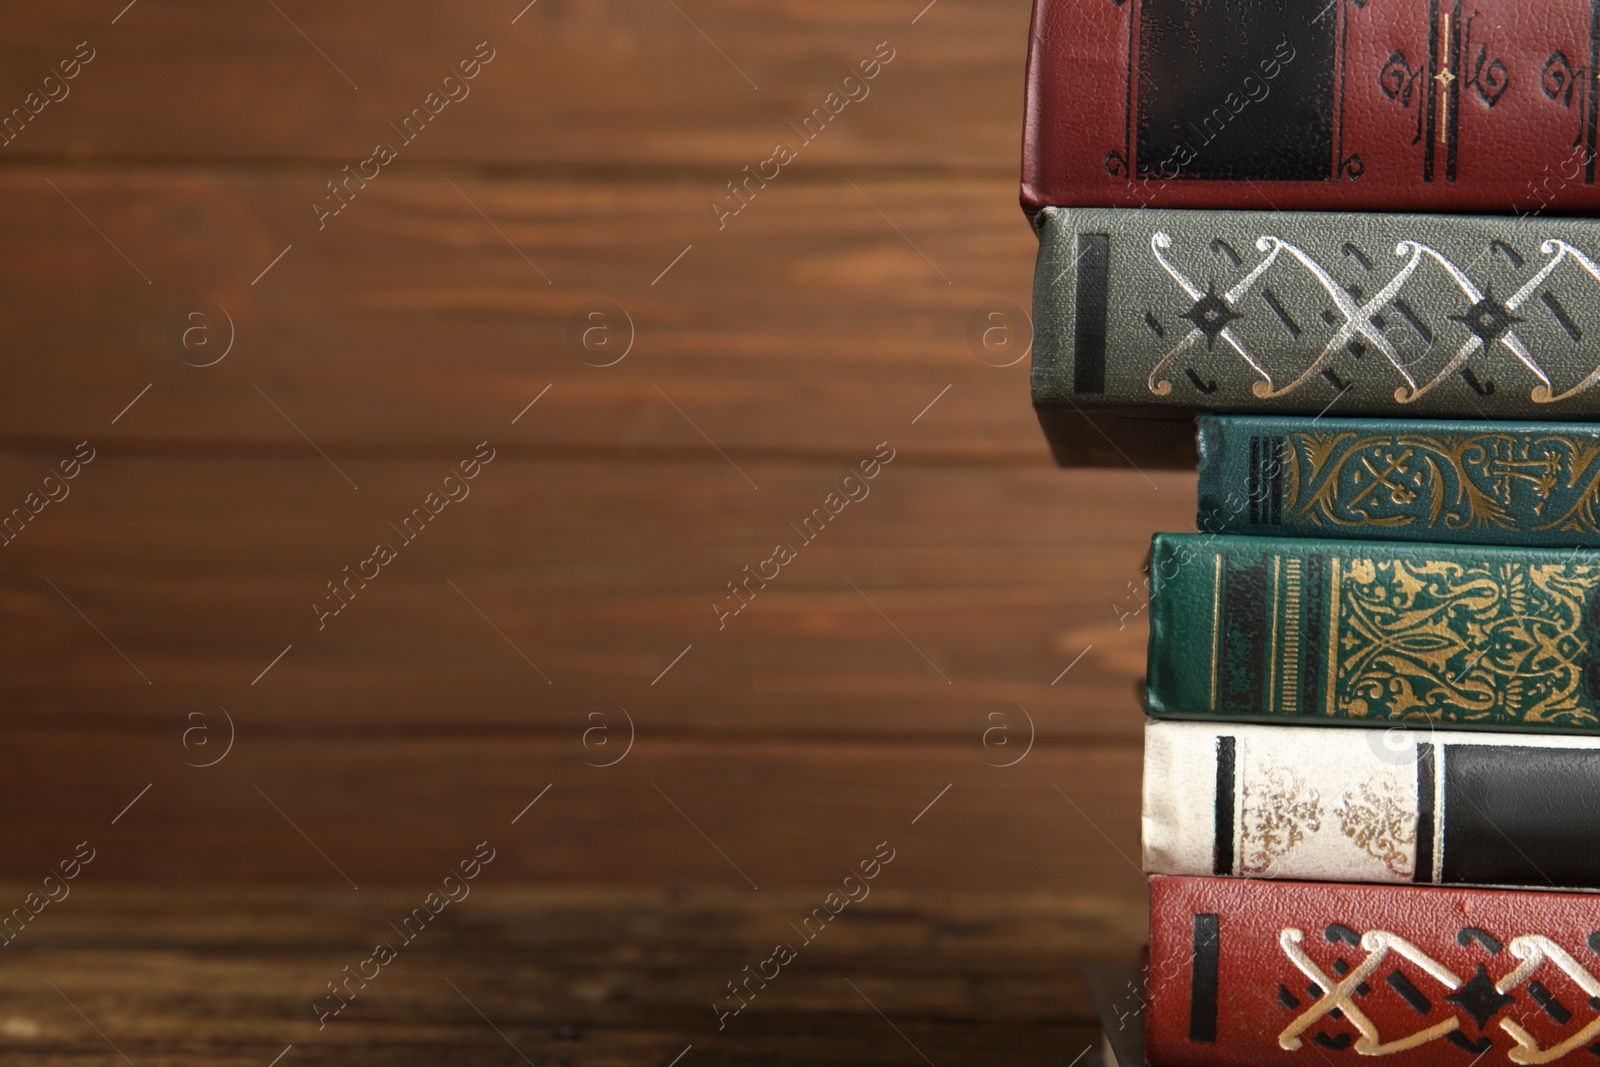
[1142,720,1600,890]
[1032,207,1600,433]
[1023,0,1600,217]
[1145,533,1600,732]
[1197,415,1600,547]
[1146,874,1600,1067]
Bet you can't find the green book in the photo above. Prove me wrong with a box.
[1146,533,1600,732]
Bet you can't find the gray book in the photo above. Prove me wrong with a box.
[1032,207,1600,468]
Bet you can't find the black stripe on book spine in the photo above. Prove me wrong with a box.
[1123,0,1135,172]
[1529,979,1573,1025]
[1447,0,1461,181]
[1190,913,1221,1044]
[1249,437,1261,525]
[1393,298,1434,344]
[1543,291,1584,341]
[1271,438,1286,526]
[1386,970,1432,1016]
[1261,288,1302,339]
[1589,0,1599,183]
[1414,742,1435,883]
[1425,0,1439,181]
[1072,234,1111,395]
[1214,736,1236,876]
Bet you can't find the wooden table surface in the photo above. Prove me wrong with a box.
[0,2,1178,1060]
[3,885,1142,1065]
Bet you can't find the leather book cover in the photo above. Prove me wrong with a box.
[1143,720,1600,888]
[1033,207,1600,471]
[1023,0,1600,217]
[1145,532,1600,731]
[1147,874,1600,1066]
[1196,415,1600,547]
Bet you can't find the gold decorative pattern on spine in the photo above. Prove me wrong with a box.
[1331,558,1600,726]
[1325,556,1342,718]
[1238,749,1323,876]
[1280,431,1600,534]
[1278,928,1462,1055]
[1211,554,1222,710]
[1280,558,1302,714]
[1277,927,1600,1061]
[1334,778,1417,878]
[1269,555,1281,714]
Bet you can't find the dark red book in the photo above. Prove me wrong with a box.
[1022,0,1600,217]
[1148,874,1600,1067]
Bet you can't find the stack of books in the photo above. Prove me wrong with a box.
[1023,1,1600,1064]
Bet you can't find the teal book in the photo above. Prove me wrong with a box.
[1197,416,1600,547]
[1146,533,1600,732]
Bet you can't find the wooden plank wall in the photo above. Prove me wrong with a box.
[0,1,1195,894]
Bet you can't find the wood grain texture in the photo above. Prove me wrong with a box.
[0,1,1165,1061]
[0,454,1188,736]
[0,731,1144,893]
[0,170,1044,457]
[0,0,1026,170]
[0,885,1143,1065]
[0,0,1157,930]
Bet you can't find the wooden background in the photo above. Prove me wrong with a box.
[0,1,1194,1061]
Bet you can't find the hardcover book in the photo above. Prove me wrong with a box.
[1145,533,1600,730]
[1196,415,1600,547]
[1147,874,1600,1067]
[1085,962,1148,1067]
[1143,720,1600,888]
[1023,0,1600,217]
[1033,207,1600,467]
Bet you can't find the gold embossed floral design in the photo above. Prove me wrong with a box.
[1239,756,1323,876]
[1335,778,1417,879]
[1280,432,1600,533]
[1334,558,1600,727]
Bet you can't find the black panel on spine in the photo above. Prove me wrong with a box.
[1218,554,1270,715]
[1214,736,1236,876]
[1415,742,1435,883]
[1135,0,1336,181]
[1190,913,1221,1043]
[1441,745,1600,887]
[1250,436,1287,527]
[1071,234,1110,395]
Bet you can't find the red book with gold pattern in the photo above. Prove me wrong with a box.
[1147,875,1600,1066]
[1022,0,1600,218]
